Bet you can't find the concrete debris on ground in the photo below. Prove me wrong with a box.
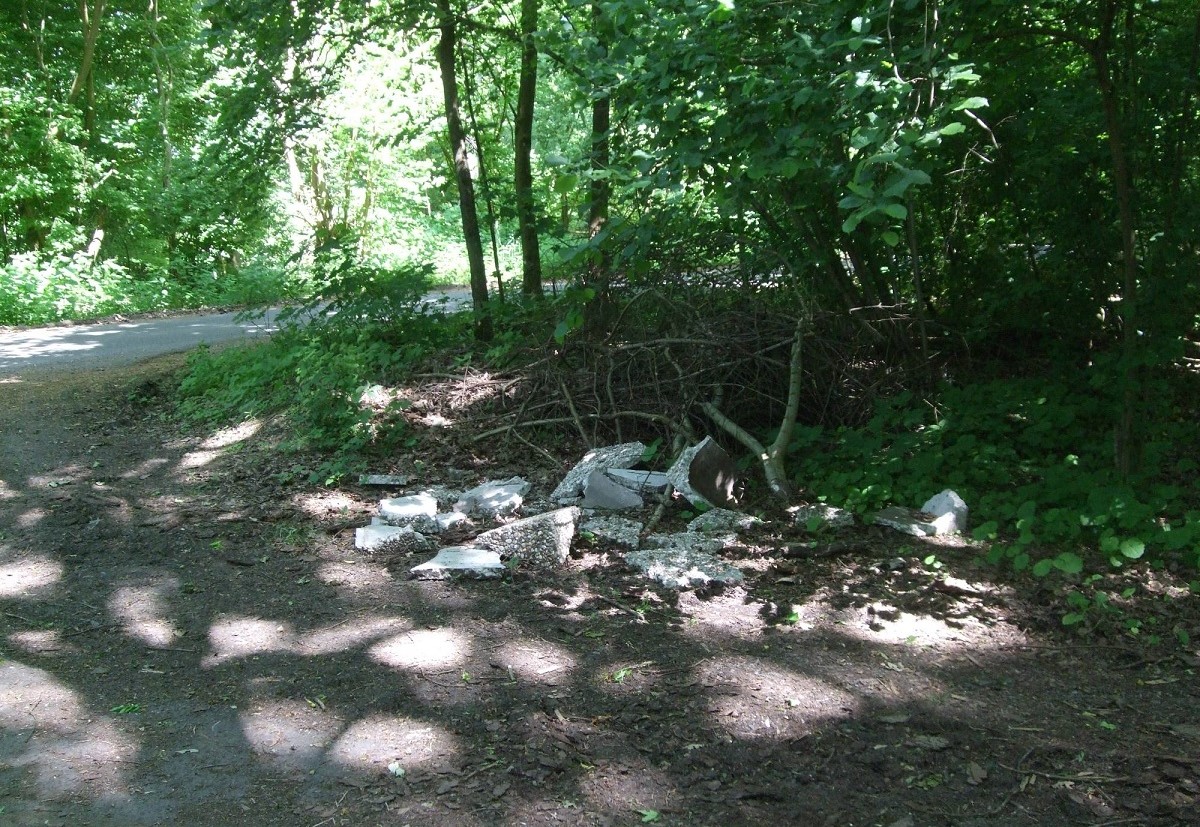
[454,476,531,518]
[582,469,645,510]
[379,492,439,532]
[354,524,433,554]
[551,442,646,502]
[581,515,644,549]
[921,489,968,533]
[873,488,968,537]
[688,508,762,534]
[644,532,733,556]
[605,468,669,494]
[623,547,745,588]
[410,547,505,580]
[358,474,411,486]
[666,436,741,510]
[792,503,855,530]
[474,507,581,568]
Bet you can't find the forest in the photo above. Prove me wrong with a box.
[2,0,1198,611]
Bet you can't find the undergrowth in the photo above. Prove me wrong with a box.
[790,377,1200,608]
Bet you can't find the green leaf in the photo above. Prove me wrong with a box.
[1062,612,1086,626]
[1053,552,1084,574]
[881,230,901,246]
[952,96,989,111]
[939,122,967,136]
[1119,538,1145,559]
[882,203,908,220]
[1032,559,1053,577]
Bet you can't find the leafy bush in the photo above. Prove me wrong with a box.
[791,378,1200,574]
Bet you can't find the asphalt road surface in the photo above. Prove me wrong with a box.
[0,290,473,378]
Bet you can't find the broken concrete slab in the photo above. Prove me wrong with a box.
[474,507,581,568]
[874,506,958,537]
[581,515,643,549]
[379,492,439,532]
[435,511,470,532]
[623,547,744,589]
[666,436,741,510]
[454,477,530,518]
[793,504,855,530]
[354,524,433,554]
[644,532,732,555]
[605,468,669,494]
[582,469,644,510]
[359,474,411,487]
[410,547,505,580]
[921,489,968,533]
[551,442,646,502]
[688,508,761,534]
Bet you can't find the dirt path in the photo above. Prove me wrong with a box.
[1,356,1197,826]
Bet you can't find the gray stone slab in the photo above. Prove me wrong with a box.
[474,507,580,568]
[605,468,669,494]
[581,515,643,549]
[551,443,646,501]
[582,469,644,510]
[645,532,732,555]
[623,548,744,589]
[410,547,505,580]
[435,511,470,531]
[455,477,530,518]
[379,492,438,531]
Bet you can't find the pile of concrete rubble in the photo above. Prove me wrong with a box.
[353,438,969,590]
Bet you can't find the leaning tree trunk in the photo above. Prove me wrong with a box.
[435,0,491,340]
[514,0,543,297]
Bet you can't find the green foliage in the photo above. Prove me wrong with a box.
[177,261,464,478]
[793,378,1200,575]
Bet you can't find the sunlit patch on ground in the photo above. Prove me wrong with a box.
[574,756,676,821]
[203,615,297,667]
[108,575,182,647]
[696,656,858,740]
[240,698,345,773]
[7,629,78,656]
[15,507,49,529]
[294,490,360,519]
[0,660,138,801]
[676,587,769,642]
[329,715,460,772]
[294,614,411,656]
[200,420,262,449]
[119,457,170,479]
[0,478,19,499]
[368,627,470,672]
[0,554,63,597]
[491,637,578,684]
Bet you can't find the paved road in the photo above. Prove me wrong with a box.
[0,290,474,378]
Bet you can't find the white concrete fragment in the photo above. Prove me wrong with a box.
[581,516,643,549]
[874,506,958,537]
[582,469,644,510]
[604,468,669,494]
[551,443,646,501]
[410,547,505,580]
[355,524,431,554]
[379,492,439,532]
[359,474,411,486]
[623,548,744,589]
[644,532,733,555]
[792,504,855,530]
[474,507,580,568]
[455,477,530,518]
[435,511,470,531]
[920,489,968,534]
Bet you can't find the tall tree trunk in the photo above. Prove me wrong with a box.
[68,0,105,105]
[460,48,505,303]
[584,1,612,333]
[514,0,543,297]
[1091,0,1142,478]
[436,0,491,340]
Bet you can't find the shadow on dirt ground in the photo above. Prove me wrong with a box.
[1,355,1197,827]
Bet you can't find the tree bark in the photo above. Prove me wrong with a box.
[436,0,491,340]
[68,0,106,105]
[514,0,543,297]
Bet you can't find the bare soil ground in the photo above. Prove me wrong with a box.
[1,354,1198,827]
